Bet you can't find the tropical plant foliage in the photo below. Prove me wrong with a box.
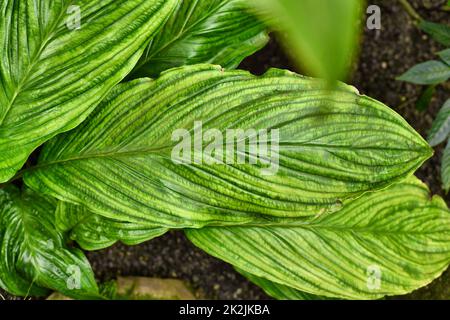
[397,18,450,110]
[1,0,450,301]
[24,65,431,227]
[397,17,450,191]
[0,0,178,183]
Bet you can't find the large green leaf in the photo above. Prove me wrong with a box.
[186,177,450,299]
[0,0,177,183]
[237,268,325,300]
[397,60,450,85]
[249,0,363,80]
[428,99,450,146]
[25,65,431,228]
[0,186,98,299]
[56,202,167,251]
[129,0,269,78]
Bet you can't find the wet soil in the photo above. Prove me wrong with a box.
[1,0,449,300]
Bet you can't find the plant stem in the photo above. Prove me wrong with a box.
[398,0,424,23]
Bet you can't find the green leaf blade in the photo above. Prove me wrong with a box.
[237,268,326,300]
[25,65,432,228]
[56,202,168,251]
[415,85,436,111]
[428,99,450,146]
[441,140,450,192]
[0,0,178,183]
[186,177,450,299]
[438,48,450,65]
[397,60,450,85]
[129,0,269,78]
[419,20,450,46]
[0,186,98,299]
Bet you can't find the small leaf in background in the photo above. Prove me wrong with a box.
[129,0,269,78]
[249,0,363,81]
[442,140,450,192]
[0,0,178,183]
[236,268,326,300]
[438,48,450,65]
[24,65,432,228]
[56,202,168,251]
[0,187,98,299]
[419,20,450,46]
[415,85,436,111]
[186,177,450,299]
[397,60,450,85]
[428,99,450,146]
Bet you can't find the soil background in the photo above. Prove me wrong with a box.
[1,0,449,300]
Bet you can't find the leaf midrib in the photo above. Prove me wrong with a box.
[199,220,450,236]
[28,140,427,176]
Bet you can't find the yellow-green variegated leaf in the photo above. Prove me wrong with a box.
[129,0,269,78]
[0,0,177,183]
[56,202,167,251]
[237,268,325,300]
[186,177,450,299]
[25,65,431,228]
[0,186,99,299]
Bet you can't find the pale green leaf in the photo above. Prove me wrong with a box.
[0,0,177,183]
[56,202,167,251]
[25,65,432,228]
[129,0,269,78]
[186,177,450,299]
[397,60,450,85]
[237,268,325,300]
[428,99,450,146]
[0,186,98,299]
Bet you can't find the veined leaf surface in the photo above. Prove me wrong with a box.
[397,60,450,85]
[237,268,325,300]
[25,65,432,228]
[56,202,167,251]
[0,0,177,182]
[186,177,450,299]
[0,186,98,299]
[130,0,269,78]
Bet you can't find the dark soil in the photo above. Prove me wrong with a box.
[1,0,449,301]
